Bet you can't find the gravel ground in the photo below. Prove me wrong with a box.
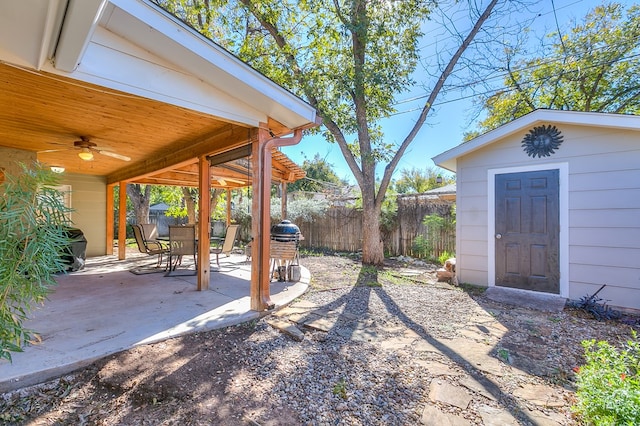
[1,253,638,425]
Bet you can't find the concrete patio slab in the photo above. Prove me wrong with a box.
[0,252,309,392]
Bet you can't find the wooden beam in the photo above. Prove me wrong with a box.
[226,189,232,227]
[106,184,115,255]
[250,124,303,311]
[118,182,127,260]
[106,125,255,184]
[250,128,272,311]
[197,156,211,291]
[281,182,287,220]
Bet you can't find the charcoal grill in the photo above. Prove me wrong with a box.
[270,220,301,281]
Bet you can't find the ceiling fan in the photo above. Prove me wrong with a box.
[40,136,131,162]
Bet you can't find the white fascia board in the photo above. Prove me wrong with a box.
[0,0,67,70]
[54,0,109,72]
[432,109,640,172]
[58,27,268,127]
[106,0,316,129]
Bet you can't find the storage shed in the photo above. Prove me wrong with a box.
[433,109,640,312]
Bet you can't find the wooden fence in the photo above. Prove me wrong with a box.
[296,197,456,258]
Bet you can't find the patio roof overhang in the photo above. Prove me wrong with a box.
[0,0,320,311]
[0,62,306,189]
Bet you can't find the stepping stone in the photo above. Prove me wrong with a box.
[289,300,319,309]
[265,317,304,341]
[350,328,379,343]
[429,381,473,410]
[459,376,498,401]
[416,360,463,377]
[513,384,565,407]
[477,405,519,425]
[303,316,338,332]
[380,336,414,350]
[521,407,566,426]
[420,405,472,426]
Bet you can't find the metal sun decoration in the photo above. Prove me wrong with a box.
[521,124,563,158]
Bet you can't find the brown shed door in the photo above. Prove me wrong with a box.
[495,170,560,294]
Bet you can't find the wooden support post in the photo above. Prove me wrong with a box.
[226,189,232,227]
[250,128,273,311]
[250,124,303,311]
[281,182,287,220]
[106,184,114,255]
[197,156,211,291]
[118,182,127,260]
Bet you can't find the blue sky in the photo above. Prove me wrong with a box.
[281,0,608,184]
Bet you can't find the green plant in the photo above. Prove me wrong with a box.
[572,331,640,425]
[438,250,454,265]
[0,163,71,361]
[332,378,347,399]
[412,208,456,262]
[568,284,622,321]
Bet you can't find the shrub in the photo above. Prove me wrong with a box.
[438,250,454,265]
[0,163,71,361]
[572,331,640,425]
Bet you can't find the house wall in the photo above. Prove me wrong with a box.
[59,173,107,257]
[455,123,640,311]
[0,147,36,177]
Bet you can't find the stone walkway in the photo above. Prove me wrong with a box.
[268,299,570,426]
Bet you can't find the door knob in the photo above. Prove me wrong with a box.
[496,233,502,239]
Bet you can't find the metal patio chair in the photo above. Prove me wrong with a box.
[211,224,240,266]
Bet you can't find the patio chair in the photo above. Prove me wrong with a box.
[211,224,240,266]
[139,223,160,242]
[132,224,169,268]
[166,224,197,276]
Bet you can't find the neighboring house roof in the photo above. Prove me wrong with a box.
[432,109,640,172]
[0,0,315,186]
[397,183,457,202]
[422,183,456,195]
[149,203,170,211]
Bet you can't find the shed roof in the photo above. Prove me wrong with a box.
[432,110,640,172]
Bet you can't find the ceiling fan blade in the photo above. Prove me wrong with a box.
[38,148,67,153]
[95,149,131,162]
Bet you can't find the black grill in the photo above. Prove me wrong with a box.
[270,220,301,244]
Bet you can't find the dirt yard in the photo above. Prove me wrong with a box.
[1,253,637,425]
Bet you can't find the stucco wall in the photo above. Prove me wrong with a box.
[0,147,36,178]
[455,123,640,311]
[58,173,107,257]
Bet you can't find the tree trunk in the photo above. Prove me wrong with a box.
[360,161,385,265]
[126,184,151,224]
[361,202,384,265]
[182,187,197,224]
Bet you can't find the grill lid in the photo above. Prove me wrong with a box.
[270,220,300,240]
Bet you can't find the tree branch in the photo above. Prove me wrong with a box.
[377,0,500,207]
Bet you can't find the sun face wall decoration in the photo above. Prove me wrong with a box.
[521,124,563,158]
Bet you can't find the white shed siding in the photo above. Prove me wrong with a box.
[454,123,640,310]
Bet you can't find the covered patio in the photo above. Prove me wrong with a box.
[0,0,319,313]
[0,251,310,392]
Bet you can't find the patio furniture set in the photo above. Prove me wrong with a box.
[132,222,301,281]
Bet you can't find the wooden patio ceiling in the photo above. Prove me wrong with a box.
[0,62,304,187]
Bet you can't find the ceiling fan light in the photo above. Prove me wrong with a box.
[78,148,93,161]
[50,166,65,173]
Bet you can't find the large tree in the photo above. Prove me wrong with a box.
[126,184,152,225]
[155,0,502,265]
[472,2,640,134]
[394,166,452,194]
[288,153,345,193]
